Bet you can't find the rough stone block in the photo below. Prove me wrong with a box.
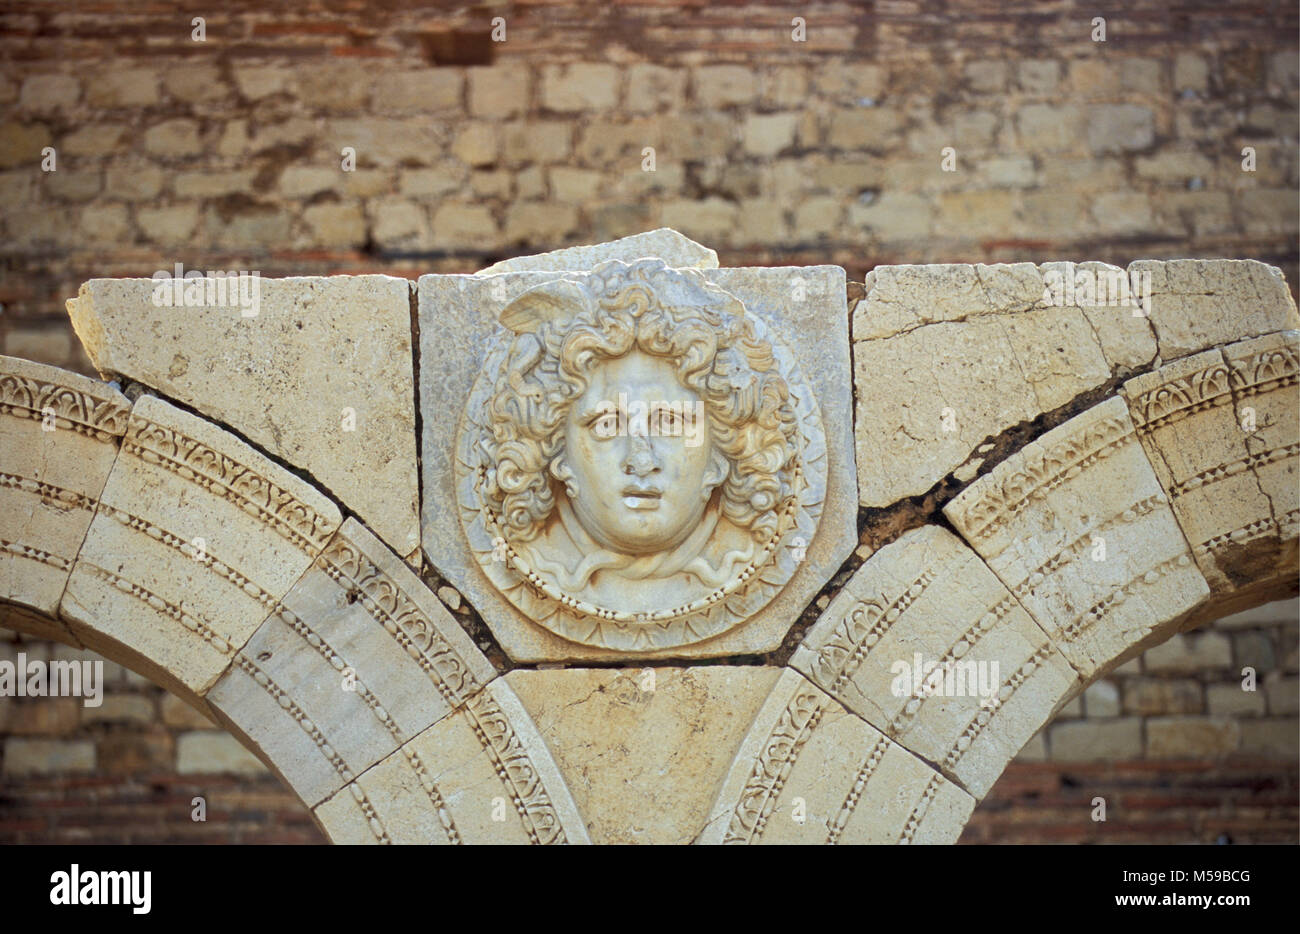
[66,275,419,556]
[1143,631,1233,673]
[1086,104,1154,153]
[176,730,266,774]
[1048,718,1142,759]
[541,63,619,112]
[1146,716,1240,758]
[2,737,94,775]
[1122,678,1203,715]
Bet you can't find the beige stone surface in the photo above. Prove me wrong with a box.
[1132,260,1300,362]
[854,261,1159,508]
[791,525,1078,799]
[421,252,855,662]
[0,601,75,647]
[1225,330,1299,546]
[61,394,341,708]
[314,679,590,844]
[66,275,418,556]
[944,397,1210,682]
[476,227,718,274]
[206,517,496,807]
[0,356,129,637]
[700,670,975,844]
[507,666,782,844]
[1121,338,1295,598]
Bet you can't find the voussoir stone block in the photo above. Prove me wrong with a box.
[206,517,496,808]
[943,396,1210,682]
[791,525,1078,799]
[0,355,130,643]
[1121,332,1299,607]
[313,678,590,844]
[1226,331,1300,544]
[507,666,782,844]
[61,394,342,707]
[854,261,1159,508]
[66,275,419,556]
[700,670,975,844]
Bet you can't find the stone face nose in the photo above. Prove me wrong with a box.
[621,433,660,477]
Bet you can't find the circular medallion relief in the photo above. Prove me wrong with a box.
[455,258,827,652]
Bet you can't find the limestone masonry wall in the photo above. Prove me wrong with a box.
[2,0,1297,368]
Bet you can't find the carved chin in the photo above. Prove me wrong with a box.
[570,495,701,555]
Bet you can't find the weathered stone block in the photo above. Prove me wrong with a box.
[700,670,975,844]
[1121,336,1298,600]
[1146,716,1240,757]
[67,275,419,556]
[944,397,1210,681]
[62,395,341,707]
[1133,260,1299,362]
[541,63,619,112]
[854,262,1157,507]
[792,525,1078,799]
[176,730,266,774]
[0,356,130,641]
[1048,718,1142,759]
[206,517,494,807]
[507,666,781,844]
[313,679,589,844]
[2,737,95,775]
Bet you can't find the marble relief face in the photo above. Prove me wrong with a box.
[560,350,725,556]
[456,258,826,652]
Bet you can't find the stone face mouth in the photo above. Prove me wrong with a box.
[621,486,662,508]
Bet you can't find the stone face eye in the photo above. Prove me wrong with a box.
[592,413,619,439]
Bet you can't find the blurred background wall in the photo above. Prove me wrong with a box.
[0,0,1296,843]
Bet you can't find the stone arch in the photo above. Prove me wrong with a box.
[704,329,1297,843]
[2,326,1296,844]
[0,355,588,844]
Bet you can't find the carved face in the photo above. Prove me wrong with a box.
[559,350,725,555]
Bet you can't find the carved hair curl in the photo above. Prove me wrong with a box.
[480,259,800,546]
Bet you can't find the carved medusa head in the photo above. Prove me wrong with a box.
[478,259,803,571]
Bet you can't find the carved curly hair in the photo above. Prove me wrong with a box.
[480,259,801,547]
